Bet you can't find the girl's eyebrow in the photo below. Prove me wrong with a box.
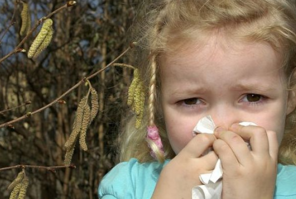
[168,81,279,97]
[171,86,207,96]
[231,83,277,92]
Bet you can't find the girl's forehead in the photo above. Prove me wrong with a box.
[165,28,244,54]
[162,31,280,61]
[159,36,287,94]
[162,14,287,55]
[159,34,285,79]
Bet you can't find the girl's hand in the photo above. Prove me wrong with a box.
[213,124,278,199]
[152,134,218,199]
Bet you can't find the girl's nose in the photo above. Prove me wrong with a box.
[209,105,240,128]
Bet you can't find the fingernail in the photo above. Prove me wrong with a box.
[214,126,225,135]
[230,123,240,131]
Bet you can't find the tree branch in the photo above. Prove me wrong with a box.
[0,44,132,128]
[0,2,75,64]
[0,164,76,173]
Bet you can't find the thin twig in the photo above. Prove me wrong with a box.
[0,22,16,45]
[0,164,76,173]
[0,1,18,44]
[113,63,136,70]
[0,45,132,128]
[86,47,132,80]
[0,101,31,115]
[0,3,72,64]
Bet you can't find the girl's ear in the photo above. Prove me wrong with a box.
[287,69,296,115]
[287,88,296,115]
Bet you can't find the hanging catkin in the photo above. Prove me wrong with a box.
[64,96,88,149]
[27,18,53,58]
[63,83,100,164]
[127,69,145,128]
[90,88,99,123]
[79,104,91,151]
[8,171,29,199]
[20,2,31,36]
[127,69,140,106]
[9,183,21,199]
[18,177,29,199]
[64,144,75,165]
[7,171,24,191]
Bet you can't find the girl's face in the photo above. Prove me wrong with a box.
[160,35,295,155]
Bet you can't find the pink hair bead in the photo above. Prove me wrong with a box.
[147,125,164,159]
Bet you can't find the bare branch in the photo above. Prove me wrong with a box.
[0,44,132,128]
[0,1,18,44]
[0,101,31,115]
[0,164,76,173]
[0,2,75,64]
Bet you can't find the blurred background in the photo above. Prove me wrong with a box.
[0,0,140,198]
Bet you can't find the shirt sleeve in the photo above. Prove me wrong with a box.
[99,195,117,199]
[274,164,296,199]
[98,158,167,199]
[98,159,138,199]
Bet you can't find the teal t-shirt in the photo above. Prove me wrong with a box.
[98,158,296,199]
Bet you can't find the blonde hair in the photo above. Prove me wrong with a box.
[120,0,296,164]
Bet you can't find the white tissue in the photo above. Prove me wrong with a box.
[193,116,216,134]
[192,116,255,199]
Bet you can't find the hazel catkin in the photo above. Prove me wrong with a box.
[90,88,99,123]
[64,144,75,165]
[27,18,53,58]
[7,171,24,191]
[127,69,139,106]
[79,104,90,151]
[20,2,31,36]
[9,183,21,199]
[127,69,146,128]
[64,96,88,149]
[18,177,29,199]
[63,85,99,164]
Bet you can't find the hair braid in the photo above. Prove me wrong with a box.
[148,57,157,127]
[145,2,172,162]
[146,55,165,163]
[148,1,171,125]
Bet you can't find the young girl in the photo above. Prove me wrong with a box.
[99,0,296,198]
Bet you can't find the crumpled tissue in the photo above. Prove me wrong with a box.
[191,115,255,199]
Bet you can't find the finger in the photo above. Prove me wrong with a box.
[180,134,216,158]
[230,124,269,156]
[266,130,279,160]
[197,151,219,170]
[214,127,253,165]
[213,139,240,169]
